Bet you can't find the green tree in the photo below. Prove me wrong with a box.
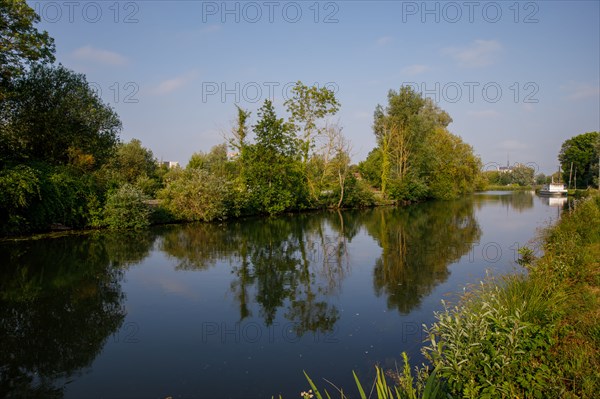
[284,82,340,202]
[535,173,548,185]
[0,0,55,89]
[187,143,229,177]
[358,148,383,189]
[1,64,121,167]
[101,139,159,195]
[559,131,599,188]
[243,100,307,214]
[374,87,450,197]
[306,122,355,207]
[425,127,483,199]
[510,164,535,186]
[284,81,340,163]
[373,86,470,201]
[227,105,251,154]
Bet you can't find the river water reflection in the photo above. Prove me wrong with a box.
[0,192,564,398]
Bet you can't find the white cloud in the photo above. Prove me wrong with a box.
[72,45,129,66]
[442,39,503,68]
[152,71,198,95]
[401,64,431,76]
[376,36,393,47]
[561,82,599,101]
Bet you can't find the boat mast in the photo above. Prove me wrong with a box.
[568,162,573,188]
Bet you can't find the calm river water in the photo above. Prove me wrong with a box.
[0,192,566,398]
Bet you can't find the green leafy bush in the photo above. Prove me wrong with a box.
[337,175,375,208]
[103,183,150,230]
[158,168,231,222]
[424,275,560,398]
[388,177,429,203]
[0,164,103,233]
[0,164,41,233]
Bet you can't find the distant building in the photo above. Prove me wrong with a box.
[161,161,180,169]
[498,165,512,173]
[227,151,239,160]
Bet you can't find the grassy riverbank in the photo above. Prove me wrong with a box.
[292,192,600,398]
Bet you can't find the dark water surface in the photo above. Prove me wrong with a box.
[0,192,565,398]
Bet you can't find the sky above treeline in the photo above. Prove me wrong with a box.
[29,0,599,174]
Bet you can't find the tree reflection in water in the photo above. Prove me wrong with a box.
[160,212,356,336]
[473,191,535,212]
[160,201,478,331]
[364,199,482,313]
[0,231,157,398]
[0,199,484,396]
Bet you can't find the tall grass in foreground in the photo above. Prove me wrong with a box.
[273,353,446,399]
[425,194,600,398]
[281,193,600,399]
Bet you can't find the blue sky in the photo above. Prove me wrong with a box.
[29,0,599,174]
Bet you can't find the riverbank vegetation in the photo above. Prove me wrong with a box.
[1,1,486,236]
[559,131,600,189]
[293,192,600,398]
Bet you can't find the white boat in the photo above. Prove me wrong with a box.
[538,183,568,196]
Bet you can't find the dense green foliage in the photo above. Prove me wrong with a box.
[159,168,231,222]
[100,139,160,195]
[0,163,103,234]
[0,62,123,234]
[103,184,151,230]
[0,0,55,90]
[159,92,372,222]
[1,64,121,168]
[243,100,307,214]
[0,6,127,234]
[361,86,483,201]
[559,131,599,188]
[358,148,382,189]
[0,1,154,234]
